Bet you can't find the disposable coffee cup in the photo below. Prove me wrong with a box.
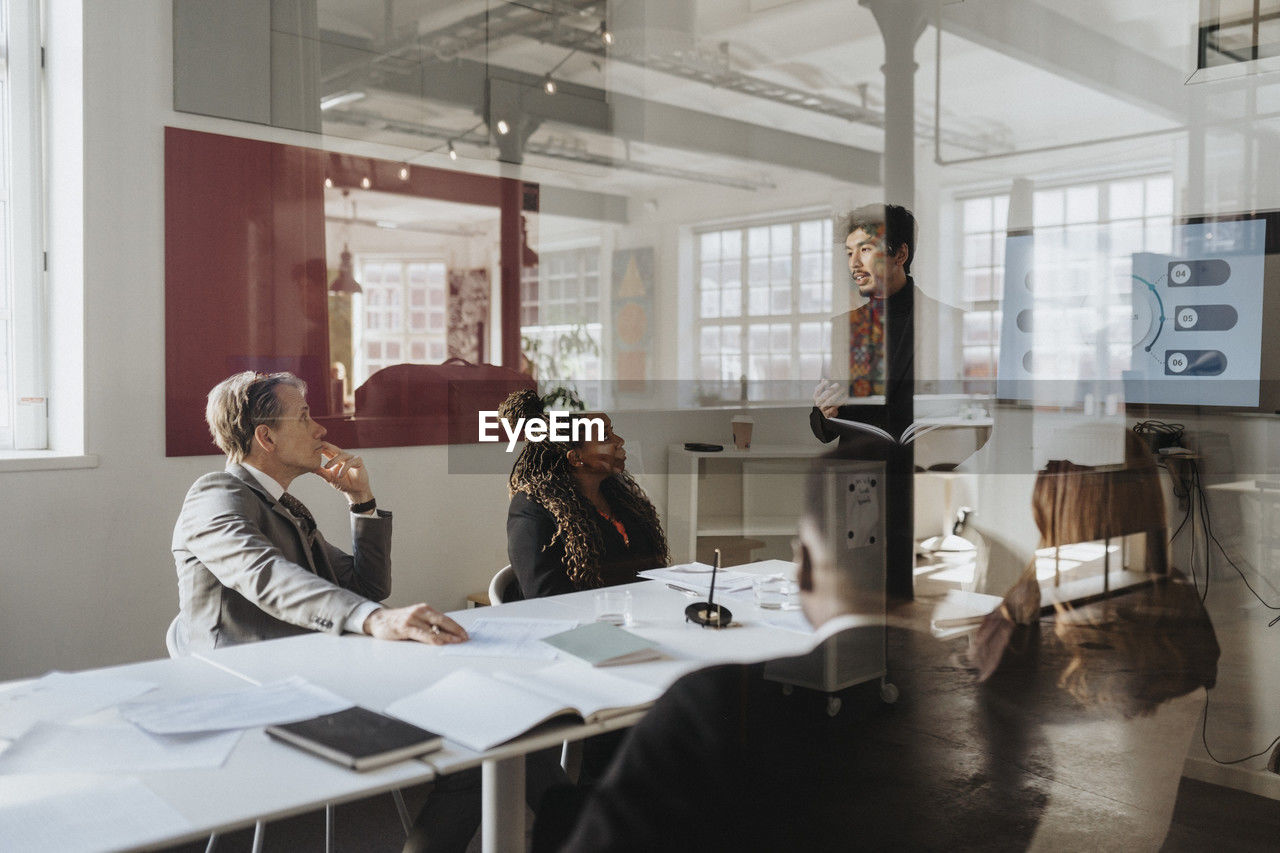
[731,415,754,450]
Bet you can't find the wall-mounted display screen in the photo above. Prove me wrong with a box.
[996,212,1275,411]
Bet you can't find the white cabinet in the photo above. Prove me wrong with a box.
[666,444,824,565]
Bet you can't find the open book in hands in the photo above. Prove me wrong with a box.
[826,417,938,446]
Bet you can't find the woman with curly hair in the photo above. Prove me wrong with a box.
[499,389,669,599]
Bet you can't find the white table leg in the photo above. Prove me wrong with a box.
[481,755,525,853]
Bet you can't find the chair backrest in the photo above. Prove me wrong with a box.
[165,614,186,658]
[488,565,517,605]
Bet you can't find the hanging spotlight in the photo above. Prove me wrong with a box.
[600,23,613,46]
[360,176,371,189]
[323,177,334,189]
[329,189,363,295]
[398,166,409,181]
[496,119,510,135]
[448,140,458,161]
[543,74,556,95]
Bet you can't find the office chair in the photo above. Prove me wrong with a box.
[488,564,518,604]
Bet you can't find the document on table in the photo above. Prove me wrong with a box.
[386,665,661,752]
[0,670,156,739]
[439,618,578,660]
[0,722,241,774]
[119,676,353,734]
[0,774,191,853]
[638,567,756,593]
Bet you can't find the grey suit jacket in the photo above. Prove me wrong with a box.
[172,462,392,651]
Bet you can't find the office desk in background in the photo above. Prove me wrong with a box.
[1,563,816,853]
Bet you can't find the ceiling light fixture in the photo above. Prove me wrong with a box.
[600,23,613,46]
[323,177,333,189]
[543,74,556,95]
[448,141,458,160]
[398,166,409,181]
[496,119,510,135]
[360,176,371,189]
[329,190,363,295]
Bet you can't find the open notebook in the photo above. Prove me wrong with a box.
[385,663,663,752]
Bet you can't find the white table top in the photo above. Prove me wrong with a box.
[3,563,818,852]
[195,572,817,774]
[0,656,434,852]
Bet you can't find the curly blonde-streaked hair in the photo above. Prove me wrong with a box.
[499,389,669,588]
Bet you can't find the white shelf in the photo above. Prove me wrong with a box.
[666,444,815,563]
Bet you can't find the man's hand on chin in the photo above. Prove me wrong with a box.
[364,604,469,645]
[315,441,373,503]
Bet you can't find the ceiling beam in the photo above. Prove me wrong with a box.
[322,44,882,184]
[939,0,1191,122]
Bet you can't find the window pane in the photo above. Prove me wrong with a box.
[700,231,720,261]
[721,287,741,316]
[748,226,770,257]
[992,195,1009,228]
[1033,190,1063,226]
[1065,186,1098,224]
[770,223,791,255]
[721,260,741,288]
[964,197,992,231]
[1109,180,1144,219]
[701,290,720,318]
[799,219,823,251]
[963,233,992,268]
[1145,177,1172,215]
[722,230,742,258]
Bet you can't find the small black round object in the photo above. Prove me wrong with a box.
[685,602,732,628]
[847,531,854,539]
[869,536,876,544]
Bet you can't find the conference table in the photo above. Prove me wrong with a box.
[1,561,818,852]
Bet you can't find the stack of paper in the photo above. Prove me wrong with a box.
[638,567,756,594]
[118,676,353,734]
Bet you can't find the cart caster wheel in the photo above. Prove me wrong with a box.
[826,696,842,717]
[880,682,899,704]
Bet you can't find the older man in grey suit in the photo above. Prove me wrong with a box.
[172,371,467,651]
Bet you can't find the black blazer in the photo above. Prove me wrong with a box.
[506,491,664,599]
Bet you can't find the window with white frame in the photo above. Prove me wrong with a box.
[353,258,448,385]
[0,0,44,450]
[695,216,833,400]
[959,174,1174,389]
[519,246,603,384]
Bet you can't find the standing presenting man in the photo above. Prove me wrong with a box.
[173,371,466,651]
[810,203,933,599]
